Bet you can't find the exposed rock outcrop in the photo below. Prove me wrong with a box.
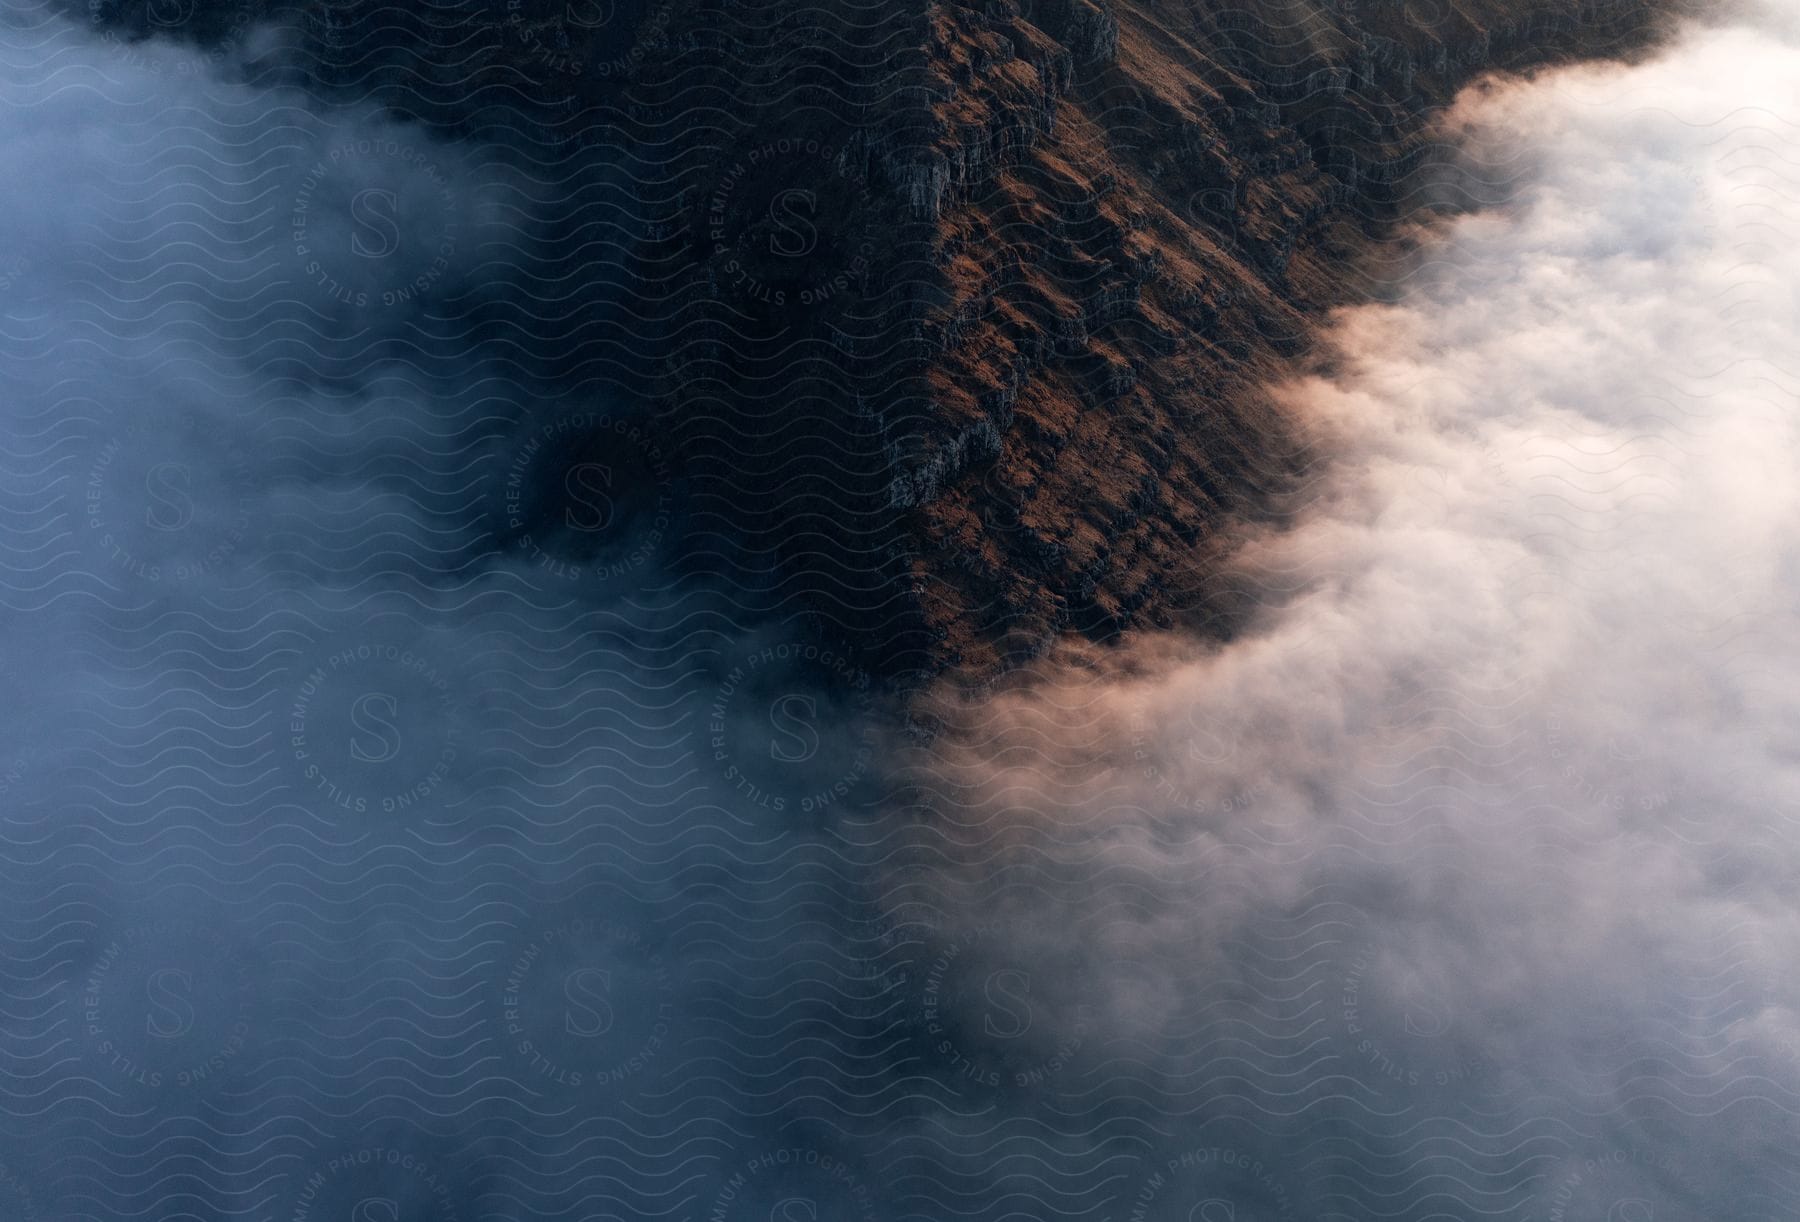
[96,0,1679,680]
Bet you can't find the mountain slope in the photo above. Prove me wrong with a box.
[102,0,1679,679]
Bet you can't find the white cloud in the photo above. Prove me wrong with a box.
[893,4,1800,1214]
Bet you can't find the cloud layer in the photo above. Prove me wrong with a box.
[888,4,1800,1216]
[5,1,1800,1220]
[0,8,903,1218]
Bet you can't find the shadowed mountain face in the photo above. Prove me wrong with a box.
[22,3,1800,1222]
[91,0,1679,680]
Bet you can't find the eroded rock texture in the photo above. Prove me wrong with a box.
[99,0,1676,680]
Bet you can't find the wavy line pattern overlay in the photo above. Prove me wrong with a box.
[0,0,1795,1219]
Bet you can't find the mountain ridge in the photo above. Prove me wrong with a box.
[96,0,1683,681]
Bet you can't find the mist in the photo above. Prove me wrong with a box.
[5,0,1800,1219]
[884,2,1800,1217]
[0,5,902,1219]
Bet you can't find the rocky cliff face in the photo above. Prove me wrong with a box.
[100,0,1675,681]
